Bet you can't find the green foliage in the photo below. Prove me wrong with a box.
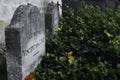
[0,44,7,80]
[33,5,120,80]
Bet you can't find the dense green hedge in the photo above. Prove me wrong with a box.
[33,5,120,80]
[0,44,7,80]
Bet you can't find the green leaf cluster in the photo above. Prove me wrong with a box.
[33,5,120,80]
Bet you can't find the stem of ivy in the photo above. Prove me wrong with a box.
[73,71,77,80]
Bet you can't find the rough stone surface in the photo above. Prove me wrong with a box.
[45,2,59,35]
[0,0,62,21]
[5,4,45,80]
[0,0,62,44]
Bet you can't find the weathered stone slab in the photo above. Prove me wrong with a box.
[0,0,62,44]
[45,2,59,35]
[5,4,45,80]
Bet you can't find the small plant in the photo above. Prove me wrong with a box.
[24,74,34,80]
[0,44,7,80]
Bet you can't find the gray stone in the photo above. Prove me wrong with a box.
[5,4,45,80]
[45,1,59,35]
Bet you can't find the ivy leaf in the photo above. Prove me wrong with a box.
[59,57,67,62]
[104,30,113,37]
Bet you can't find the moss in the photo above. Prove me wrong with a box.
[0,43,5,55]
[0,20,6,32]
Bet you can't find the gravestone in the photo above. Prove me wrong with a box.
[5,4,45,80]
[0,0,62,44]
[45,2,59,35]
